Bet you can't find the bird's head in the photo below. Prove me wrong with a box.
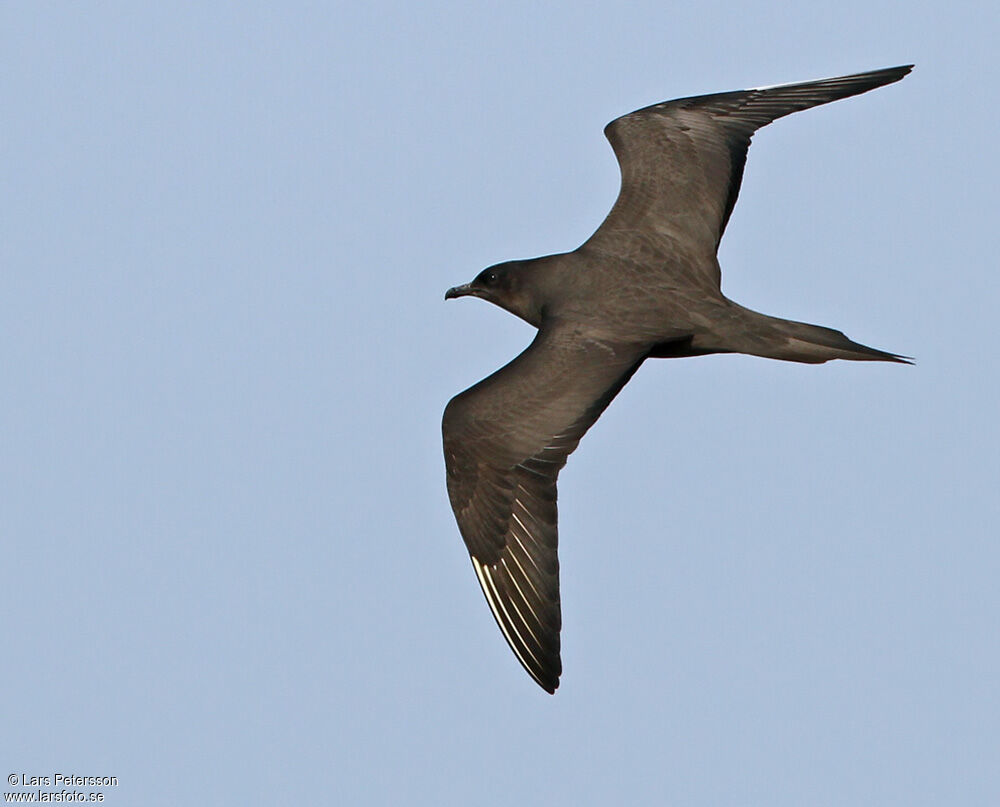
[445,260,545,327]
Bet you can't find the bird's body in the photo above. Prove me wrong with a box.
[443,66,912,693]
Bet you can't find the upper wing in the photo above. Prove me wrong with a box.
[443,323,646,693]
[584,65,912,274]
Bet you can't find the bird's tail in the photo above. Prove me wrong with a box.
[768,318,911,364]
[707,306,912,364]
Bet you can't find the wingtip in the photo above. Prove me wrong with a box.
[750,63,914,93]
[883,63,915,81]
[537,678,559,695]
[540,666,561,693]
[470,554,564,695]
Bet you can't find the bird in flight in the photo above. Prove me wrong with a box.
[442,65,912,693]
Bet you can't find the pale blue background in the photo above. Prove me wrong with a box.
[2,2,997,805]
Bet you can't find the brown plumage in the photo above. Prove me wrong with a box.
[443,65,912,693]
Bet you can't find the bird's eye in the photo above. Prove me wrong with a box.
[487,272,498,284]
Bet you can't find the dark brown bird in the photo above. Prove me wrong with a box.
[443,65,912,693]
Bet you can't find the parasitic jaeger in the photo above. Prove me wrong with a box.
[443,65,912,693]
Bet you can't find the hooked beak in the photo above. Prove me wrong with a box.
[445,283,474,300]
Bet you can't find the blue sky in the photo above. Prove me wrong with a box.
[2,2,997,805]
